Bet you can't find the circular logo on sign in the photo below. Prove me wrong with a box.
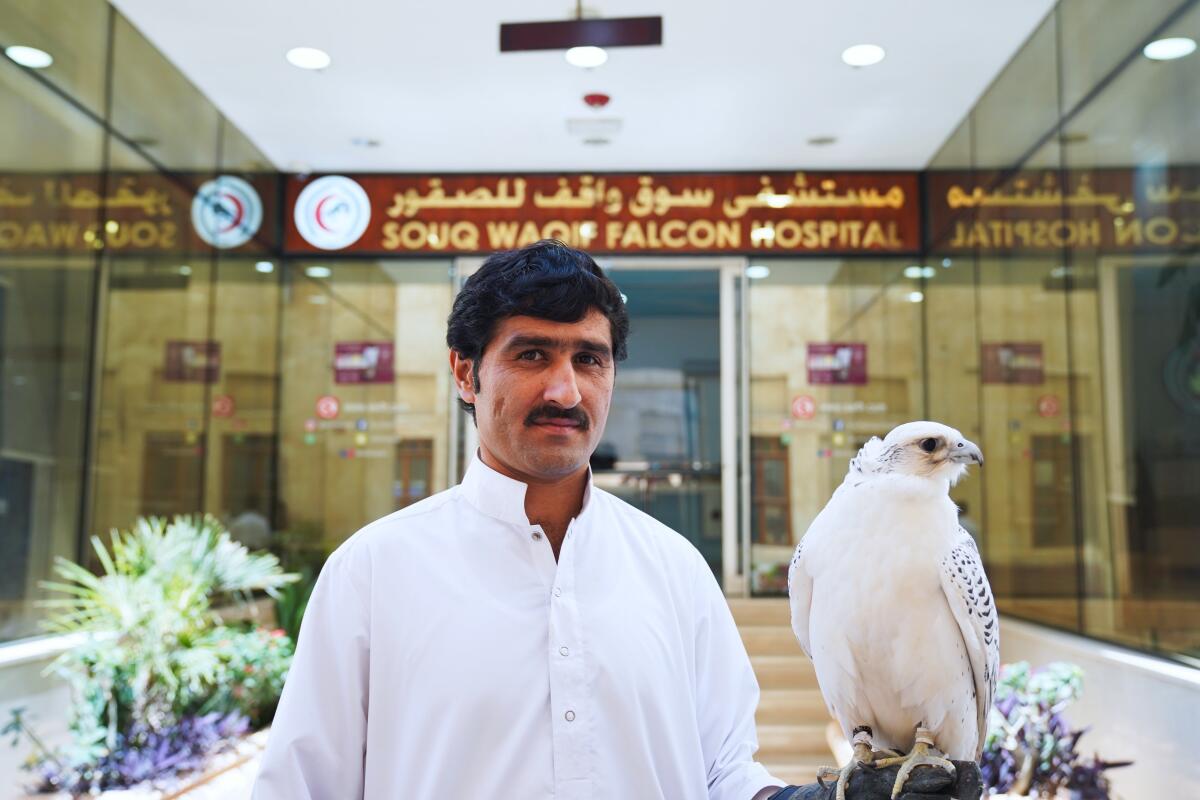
[1164,338,1200,415]
[191,176,262,248]
[791,394,817,420]
[316,394,341,420]
[294,176,371,250]
[211,394,236,418]
[1037,394,1060,418]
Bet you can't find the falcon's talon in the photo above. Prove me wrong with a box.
[872,727,956,799]
[817,727,878,800]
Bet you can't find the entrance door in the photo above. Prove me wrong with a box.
[455,257,747,592]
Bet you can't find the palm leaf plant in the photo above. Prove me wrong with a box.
[9,515,298,794]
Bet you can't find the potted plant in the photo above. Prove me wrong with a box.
[981,661,1131,798]
[5,515,297,797]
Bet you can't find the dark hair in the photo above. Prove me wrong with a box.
[446,239,629,418]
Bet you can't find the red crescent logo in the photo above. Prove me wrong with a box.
[315,194,337,232]
[217,192,245,233]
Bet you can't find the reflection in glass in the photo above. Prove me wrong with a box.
[596,269,724,578]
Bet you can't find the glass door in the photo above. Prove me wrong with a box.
[454,257,748,592]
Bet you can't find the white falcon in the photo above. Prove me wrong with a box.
[787,421,998,800]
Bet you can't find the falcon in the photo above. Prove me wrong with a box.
[787,421,998,799]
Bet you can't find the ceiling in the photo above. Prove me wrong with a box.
[110,0,1056,173]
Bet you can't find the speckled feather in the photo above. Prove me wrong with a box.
[788,422,999,760]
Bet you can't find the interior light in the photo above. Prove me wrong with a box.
[286,47,332,70]
[904,266,923,279]
[1143,37,1196,61]
[178,265,192,276]
[565,46,608,68]
[941,258,952,268]
[921,266,937,278]
[761,193,793,209]
[750,225,775,242]
[746,265,771,279]
[841,44,885,67]
[5,45,53,69]
[908,291,924,303]
[255,261,275,273]
[619,292,629,304]
[306,265,332,278]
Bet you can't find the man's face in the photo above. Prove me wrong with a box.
[452,309,616,484]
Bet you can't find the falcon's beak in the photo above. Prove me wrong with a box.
[950,439,984,466]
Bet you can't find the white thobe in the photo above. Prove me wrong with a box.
[253,456,783,800]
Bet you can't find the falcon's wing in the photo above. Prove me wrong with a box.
[787,537,813,658]
[939,528,1000,758]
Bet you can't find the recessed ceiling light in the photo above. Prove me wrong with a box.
[807,136,837,146]
[941,258,952,268]
[1143,37,1196,61]
[255,261,275,273]
[565,46,607,68]
[286,47,331,70]
[908,291,924,303]
[306,265,332,279]
[842,43,885,67]
[746,265,771,280]
[5,45,53,69]
[179,265,192,276]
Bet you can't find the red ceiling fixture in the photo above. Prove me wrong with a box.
[583,92,610,109]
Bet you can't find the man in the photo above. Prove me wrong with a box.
[254,240,797,799]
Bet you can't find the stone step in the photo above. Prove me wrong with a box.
[752,655,820,690]
[740,624,803,656]
[756,723,832,761]
[756,688,830,726]
[728,597,791,627]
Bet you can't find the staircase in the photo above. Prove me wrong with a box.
[730,598,838,785]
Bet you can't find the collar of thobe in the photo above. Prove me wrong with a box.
[460,452,595,529]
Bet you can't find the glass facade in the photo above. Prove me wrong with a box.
[925,0,1200,664]
[0,0,277,641]
[1,0,1197,670]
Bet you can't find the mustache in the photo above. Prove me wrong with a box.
[525,405,590,430]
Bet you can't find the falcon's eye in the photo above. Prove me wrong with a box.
[920,437,939,453]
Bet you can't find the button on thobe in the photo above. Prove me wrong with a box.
[253,455,782,800]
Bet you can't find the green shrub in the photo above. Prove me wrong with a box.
[8,515,298,793]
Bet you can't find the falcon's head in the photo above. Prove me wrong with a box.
[871,420,983,485]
